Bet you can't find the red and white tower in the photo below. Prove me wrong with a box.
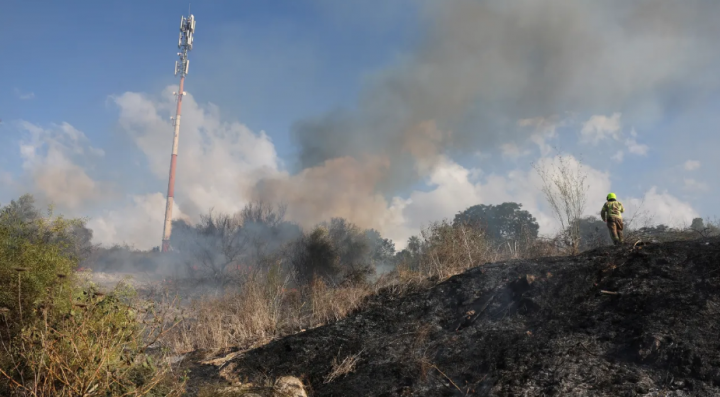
[162,14,196,252]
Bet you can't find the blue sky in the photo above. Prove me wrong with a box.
[1,0,718,249]
[1,0,419,159]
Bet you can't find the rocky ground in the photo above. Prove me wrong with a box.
[183,238,720,396]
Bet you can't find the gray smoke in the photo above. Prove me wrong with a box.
[288,0,720,197]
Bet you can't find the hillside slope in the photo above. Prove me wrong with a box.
[188,238,720,396]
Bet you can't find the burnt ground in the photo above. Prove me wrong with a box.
[184,238,720,396]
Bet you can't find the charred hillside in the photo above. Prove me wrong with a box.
[190,238,720,396]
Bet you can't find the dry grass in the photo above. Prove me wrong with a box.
[5,211,690,395]
[162,269,373,353]
[323,350,363,384]
[164,270,291,353]
[309,278,370,324]
[0,284,186,397]
[8,195,703,395]
[156,214,709,368]
[393,220,559,286]
[158,212,706,367]
[160,220,566,357]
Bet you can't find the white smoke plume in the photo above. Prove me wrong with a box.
[5,0,714,250]
[113,88,283,221]
[256,0,718,233]
[14,121,109,210]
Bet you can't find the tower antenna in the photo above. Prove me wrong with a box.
[161,13,196,252]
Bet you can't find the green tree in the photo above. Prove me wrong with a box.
[572,216,612,250]
[0,193,41,222]
[364,228,396,272]
[395,235,422,271]
[689,217,719,237]
[324,218,374,283]
[407,236,422,256]
[453,202,539,245]
[691,217,705,231]
[291,226,340,284]
[292,219,396,284]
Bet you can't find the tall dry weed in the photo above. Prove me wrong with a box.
[394,221,493,283]
[0,283,186,397]
[162,266,372,353]
[161,220,567,356]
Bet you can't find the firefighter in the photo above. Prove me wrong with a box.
[601,193,625,245]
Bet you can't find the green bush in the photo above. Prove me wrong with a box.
[2,284,185,396]
[0,200,185,396]
[0,208,78,333]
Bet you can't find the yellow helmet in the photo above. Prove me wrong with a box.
[607,193,617,200]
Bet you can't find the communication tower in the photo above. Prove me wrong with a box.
[161,14,196,252]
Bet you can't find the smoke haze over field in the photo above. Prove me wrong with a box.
[1,0,717,249]
[251,0,718,241]
[294,0,720,170]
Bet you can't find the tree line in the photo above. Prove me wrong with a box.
[2,193,714,286]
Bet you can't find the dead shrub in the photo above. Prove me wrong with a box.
[534,154,590,255]
[395,220,493,283]
[323,350,363,384]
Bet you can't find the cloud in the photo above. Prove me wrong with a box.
[581,113,622,144]
[383,154,613,248]
[683,178,709,192]
[111,0,717,249]
[684,160,701,171]
[11,0,719,250]
[580,115,648,156]
[15,121,107,210]
[384,153,699,248]
[625,138,649,156]
[75,86,286,248]
[14,88,35,100]
[501,143,525,158]
[624,187,699,228]
[88,147,105,157]
[612,151,624,162]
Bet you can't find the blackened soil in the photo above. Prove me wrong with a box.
[198,238,720,396]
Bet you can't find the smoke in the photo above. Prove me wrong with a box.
[5,0,713,254]
[16,121,109,210]
[86,193,189,249]
[265,0,719,225]
[113,87,282,221]
[251,156,395,229]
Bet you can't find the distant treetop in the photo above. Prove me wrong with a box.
[453,202,539,244]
